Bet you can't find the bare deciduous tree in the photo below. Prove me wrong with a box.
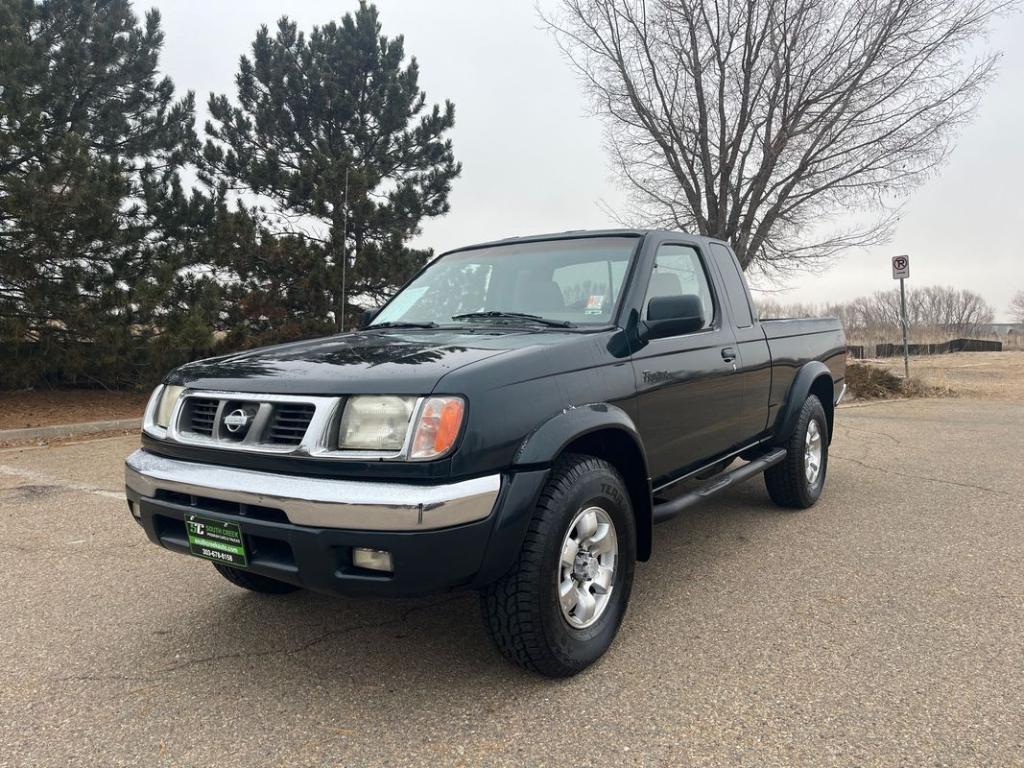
[546,0,1009,271]
[1010,290,1024,324]
[756,284,994,340]
[914,285,994,333]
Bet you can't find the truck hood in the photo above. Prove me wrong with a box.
[166,328,578,395]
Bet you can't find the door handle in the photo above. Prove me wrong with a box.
[721,347,737,363]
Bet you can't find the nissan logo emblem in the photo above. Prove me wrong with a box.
[223,409,251,433]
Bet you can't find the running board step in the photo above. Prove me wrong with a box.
[652,448,788,525]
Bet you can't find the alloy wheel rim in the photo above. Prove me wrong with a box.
[805,419,823,485]
[557,506,618,629]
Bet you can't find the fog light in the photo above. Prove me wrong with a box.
[353,547,393,573]
[128,500,141,520]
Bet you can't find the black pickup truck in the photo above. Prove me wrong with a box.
[126,229,845,676]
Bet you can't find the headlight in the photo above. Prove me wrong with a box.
[148,385,185,430]
[336,395,465,459]
[338,396,416,451]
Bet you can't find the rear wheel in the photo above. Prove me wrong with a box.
[213,563,301,594]
[765,394,829,508]
[480,454,636,677]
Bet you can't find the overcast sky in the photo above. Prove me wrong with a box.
[150,0,1024,321]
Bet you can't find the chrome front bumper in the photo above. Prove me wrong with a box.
[124,449,501,531]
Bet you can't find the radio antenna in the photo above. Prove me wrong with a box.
[340,167,349,332]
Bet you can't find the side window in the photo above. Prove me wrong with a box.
[709,243,753,328]
[644,244,715,330]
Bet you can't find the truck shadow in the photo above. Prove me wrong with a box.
[162,481,794,697]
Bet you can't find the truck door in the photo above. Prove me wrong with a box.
[707,243,772,440]
[632,242,747,485]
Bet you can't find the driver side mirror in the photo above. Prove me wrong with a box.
[643,295,705,340]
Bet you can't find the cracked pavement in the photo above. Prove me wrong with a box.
[1,397,1022,767]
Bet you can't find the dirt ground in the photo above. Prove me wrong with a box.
[0,389,149,430]
[865,350,1024,401]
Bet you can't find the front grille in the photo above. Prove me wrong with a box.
[267,403,316,446]
[188,398,219,436]
[173,393,323,452]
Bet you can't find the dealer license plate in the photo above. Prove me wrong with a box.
[184,514,248,567]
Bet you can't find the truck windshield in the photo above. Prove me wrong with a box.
[370,237,639,329]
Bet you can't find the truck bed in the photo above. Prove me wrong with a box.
[759,317,846,434]
[760,317,844,340]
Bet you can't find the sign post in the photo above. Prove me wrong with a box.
[891,255,911,381]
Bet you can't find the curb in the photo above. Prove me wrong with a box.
[0,418,141,443]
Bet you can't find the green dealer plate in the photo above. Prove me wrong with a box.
[184,514,248,567]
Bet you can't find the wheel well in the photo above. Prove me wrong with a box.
[809,375,835,442]
[561,428,652,561]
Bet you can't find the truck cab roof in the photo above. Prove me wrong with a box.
[442,228,729,256]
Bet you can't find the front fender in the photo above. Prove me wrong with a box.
[512,403,645,468]
[512,403,654,562]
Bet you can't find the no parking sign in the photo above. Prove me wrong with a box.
[892,255,910,280]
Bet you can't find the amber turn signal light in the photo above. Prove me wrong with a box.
[410,396,465,460]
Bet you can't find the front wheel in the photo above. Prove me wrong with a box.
[765,394,829,508]
[480,454,636,677]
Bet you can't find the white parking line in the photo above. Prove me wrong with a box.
[0,464,123,500]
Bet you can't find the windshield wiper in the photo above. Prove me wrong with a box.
[451,311,575,328]
[368,321,438,329]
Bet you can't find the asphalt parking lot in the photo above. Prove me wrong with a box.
[2,397,1022,767]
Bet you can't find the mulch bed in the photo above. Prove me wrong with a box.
[0,389,149,431]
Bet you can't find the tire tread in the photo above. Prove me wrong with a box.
[480,453,626,676]
[765,395,827,509]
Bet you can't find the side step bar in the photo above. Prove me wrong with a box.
[652,448,788,525]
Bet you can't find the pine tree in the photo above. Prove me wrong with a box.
[0,0,200,387]
[202,2,460,332]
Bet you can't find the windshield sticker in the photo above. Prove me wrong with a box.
[584,295,605,315]
[374,286,429,324]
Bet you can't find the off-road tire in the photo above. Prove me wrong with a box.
[480,453,636,677]
[765,394,829,508]
[213,563,301,594]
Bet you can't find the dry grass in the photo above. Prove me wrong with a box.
[845,362,953,401]
[852,351,1024,402]
[846,363,906,399]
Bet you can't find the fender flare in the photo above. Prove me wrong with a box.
[774,361,835,444]
[512,403,654,561]
[513,403,645,468]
